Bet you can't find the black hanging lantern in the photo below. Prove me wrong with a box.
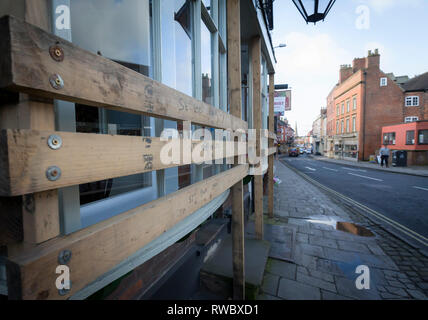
[292,0,336,24]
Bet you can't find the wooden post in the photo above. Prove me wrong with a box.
[1,0,59,252]
[251,36,263,240]
[227,0,245,300]
[268,73,275,218]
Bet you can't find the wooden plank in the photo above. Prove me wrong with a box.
[0,15,247,131]
[6,164,249,300]
[1,5,59,300]
[0,100,60,245]
[251,36,263,241]
[227,0,245,301]
[0,129,247,196]
[268,74,275,218]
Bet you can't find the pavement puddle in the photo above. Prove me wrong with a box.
[305,215,375,237]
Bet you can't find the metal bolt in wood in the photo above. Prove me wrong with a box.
[49,74,64,90]
[49,45,64,62]
[46,166,62,181]
[48,134,63,150]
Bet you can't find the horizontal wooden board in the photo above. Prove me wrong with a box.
[6,164,248,300]
[0,129,247,196]
[0,16,247,131]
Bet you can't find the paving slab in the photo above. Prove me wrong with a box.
[266,259,297,280]
[277,278,321,300]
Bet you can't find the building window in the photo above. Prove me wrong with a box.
[418,130,428,145]
[341,103,344,114]
[383,132,396,145]
[380,77,387,87]
[405,96,419,107]
[336,104,339,116]
[71,0,157,227]
[336,120,339,134]
[352,96,357,110]
[346,118,350,133]
[404,116,419,123]
[346,100,350,113]
[406,131,415,145]
[352,116,356,132]
[341,120,344,134]
[201,20,213,105]
[162,0,193,96]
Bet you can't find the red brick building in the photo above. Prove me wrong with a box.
[381,121,428,165]
[326,50,409,161]
[379,73,428,165]
[401,72,428,122]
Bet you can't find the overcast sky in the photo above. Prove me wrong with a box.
[271,0,428,136]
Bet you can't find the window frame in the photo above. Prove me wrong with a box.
[380,77,387,87]
[352,96,357,110]
[404,116,419,123]
[406,130,415,145]
[418,130,428,145]
[383,132,396,145]
[405,96,420,107]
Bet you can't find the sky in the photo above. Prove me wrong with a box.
[271,0,428,136]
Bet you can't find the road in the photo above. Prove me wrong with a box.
[282,154,428,249]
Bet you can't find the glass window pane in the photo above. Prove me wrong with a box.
[406,131,415,145]
[419,130,428,144]
[161,0,192,96]
[201,21,213,105]
[70,0,153,206]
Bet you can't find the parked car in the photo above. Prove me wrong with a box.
[299,148,304,154]
[305,149,312,154]
[289,148,299,157]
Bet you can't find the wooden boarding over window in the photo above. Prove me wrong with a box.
[6,164,248,300]
[0,129,247,196]
[0,16,247,131]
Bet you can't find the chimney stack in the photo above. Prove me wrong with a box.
[367,48,380,69]
[339,64,353,84]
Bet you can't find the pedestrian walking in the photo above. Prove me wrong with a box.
[379,145,390,168]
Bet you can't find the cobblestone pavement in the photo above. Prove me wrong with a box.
[257,159,428,300]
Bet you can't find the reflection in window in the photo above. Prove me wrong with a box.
[383,132,396,145]
[406,131,415,145]
[419,130,428,144]
[71,0,153,206]
[162,0,192,96]
[201,20,213,105]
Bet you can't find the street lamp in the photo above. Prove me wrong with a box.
[292,0,336,24]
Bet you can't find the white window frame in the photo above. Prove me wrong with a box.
[352,96,357,110]
[380,77,387,87]
[404,116,419,123]
[352,116,356,132]
[405,96,419,107]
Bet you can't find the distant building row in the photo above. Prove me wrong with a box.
[313,50,428,165]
